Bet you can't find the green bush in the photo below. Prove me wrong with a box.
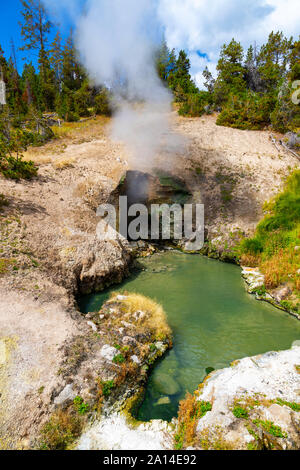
[217,93,274,130]
[239,170,300,296]
[276,398,300,412]
[0,156,37,180]
[73,396,89,415]
[101,380,115,398]
[113,353,126,364]
[40,410,82,450]
[241,170,300,255]
[233,406,249,419]
[178,92,209,117]
[252,419,287,438]
[240,237,263,255]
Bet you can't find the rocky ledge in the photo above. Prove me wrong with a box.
[36,293,172,450]
[175,344,300,450]
[242,267,300,320]
[77,344,300,451]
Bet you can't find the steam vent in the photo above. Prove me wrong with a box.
[110,170,192,242]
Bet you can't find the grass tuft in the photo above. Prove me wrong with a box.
[110,292,171,339]
[174,392,212,450]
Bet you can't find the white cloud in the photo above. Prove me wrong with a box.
[157,0,300,88]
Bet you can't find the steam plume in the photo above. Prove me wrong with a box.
[45,0,178,170]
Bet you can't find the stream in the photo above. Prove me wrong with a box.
[79,251,300,422]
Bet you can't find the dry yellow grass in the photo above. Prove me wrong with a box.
[23,116,110,163]
[260,248,300,290]
[240,253,260,267]
[51,116,109,142]
[53,158,76,170]
[109,292,171,337]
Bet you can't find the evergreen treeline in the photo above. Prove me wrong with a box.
[0,0,111,125]
[156,33,300,133]
[0,0,112,179]
[0,0,299,181]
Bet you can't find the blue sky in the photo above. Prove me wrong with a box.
[1,0,300,87]
[0,0,74,70]
[1,1,24,70]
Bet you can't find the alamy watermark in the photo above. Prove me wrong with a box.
[96,197,204,251]
[292,80,300,105]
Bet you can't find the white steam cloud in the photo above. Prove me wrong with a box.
[45,0,178,170]
[77,0,175,169]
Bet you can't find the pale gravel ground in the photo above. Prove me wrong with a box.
[0,290,80,447]
[174,114,299,237]
[77,414,173,451]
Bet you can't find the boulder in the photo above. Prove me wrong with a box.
[131,355,141,364]
[156,396,171,406]
[54,384,77,406]
[153,373,180,396]
[272,285,292,303]
[100,345,119,362]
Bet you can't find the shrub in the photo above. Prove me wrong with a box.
[252,419,287,438]
[217,93,274,130]
[232,406,249,419]
[240,237,263,255]
[73,396,89,415]
[100,380,115,398]
[174,392,212,449]
[113,353,126,365]
[276,398,300,412]
[0,123,38,180]
[178,93,206,117]
[40,409,82,450]
[0,156,37,180]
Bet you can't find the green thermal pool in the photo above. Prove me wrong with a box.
[79,252,300,422]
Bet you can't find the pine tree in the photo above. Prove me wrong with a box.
[169,50,198,102]
[156,39,170,83]
[38,48,56,111]
[19,0,51,53]
[62,30,86,92]
[50,31,63,85]
[289,37,300,81]
[215,39,246,104]
[258,31,293,93]
[22,62,39,106]
[202,67,215,94]
[244,44,262,92]
[19,0,55,111]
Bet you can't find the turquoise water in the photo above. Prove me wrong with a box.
[79,252,300,422]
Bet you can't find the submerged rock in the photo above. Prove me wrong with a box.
[152,373,180,396]
[156,396,171,406]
